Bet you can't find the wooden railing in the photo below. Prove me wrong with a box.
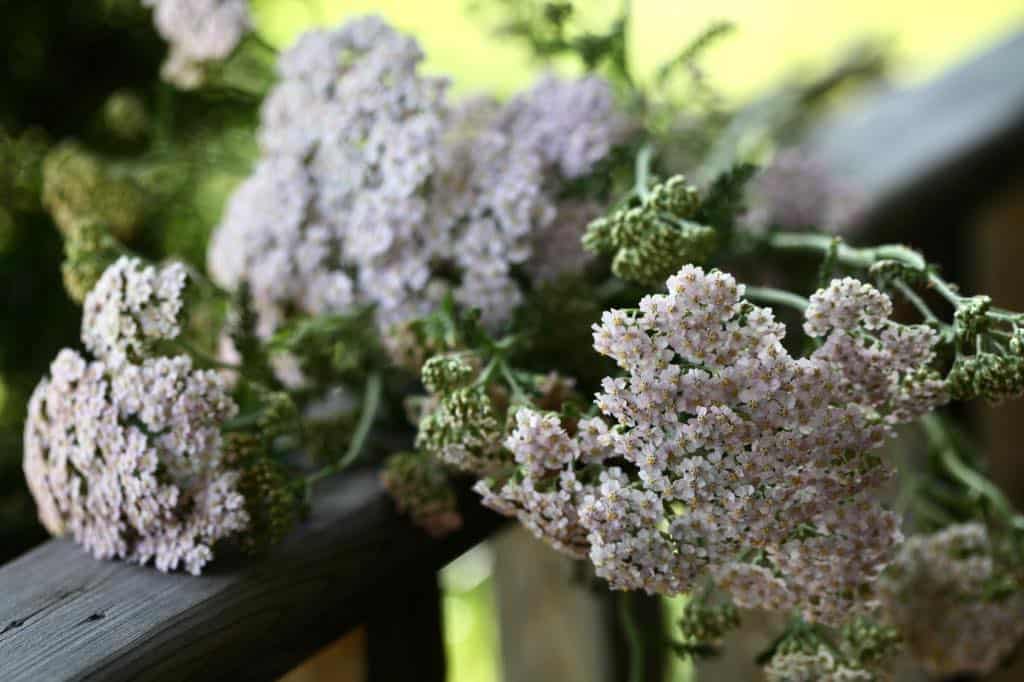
[0,469,502,681]
[2,28,1024,682]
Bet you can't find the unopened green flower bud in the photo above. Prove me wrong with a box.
[101,90,149,145]
[648,175,700,218]
[61,217,120,304]
[42,142,145,240]
[954,295,992,340]
[421,354,475,395]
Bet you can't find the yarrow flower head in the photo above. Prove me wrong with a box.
[877,523,1024,677]
[23,350,245,574]
[741,148,867,234]
[82,256,188,368]
[484,266,947,625]
[142,0,252,89]
[208,16,631,342]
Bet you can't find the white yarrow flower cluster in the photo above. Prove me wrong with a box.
[142,0,252,89]
[25,256,248,574]
[23,350,245,575]
[207,16,630,340]
[492,266,945,624]
[82,255,187,368]
[878,523,1024,677]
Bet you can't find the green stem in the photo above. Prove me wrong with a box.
[767,232,928,271]
[921,413,1024,530]
[618,591,645,682]
[744,286,809,312]
[634,144,653,199]
[305,372,382,489]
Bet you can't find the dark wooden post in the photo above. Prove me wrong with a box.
[366,571,446,682]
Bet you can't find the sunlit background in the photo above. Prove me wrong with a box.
[242,2,1023,681]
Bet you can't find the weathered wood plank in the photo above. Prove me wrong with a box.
[0,468,502,682]
[813,28,1024,238]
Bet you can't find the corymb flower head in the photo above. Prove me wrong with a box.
[23,350,245,575]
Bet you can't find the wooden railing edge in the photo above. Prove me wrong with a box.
[0,467,503,681]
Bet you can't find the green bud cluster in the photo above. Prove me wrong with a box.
[380,451,462,537]
[60,217,120,304]
[228,434,302,555]
[0,126,48,213]
[953,295,993,340]
[840,617,901,668]
[416,386,503,473]
[420,354,475,394]
[583,175,717,286]
[256,391,300,442]
[42,142,145,240]
[948,352,1024,403]
[678,598,740,645]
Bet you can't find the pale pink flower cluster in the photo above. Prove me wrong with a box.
[878,523,1024,677]
[488,266,946,624]
[476,411,614,558]
[23,350,245,575]
[81,256,187,368]
[807,277,948,423]
[142,0,251,89]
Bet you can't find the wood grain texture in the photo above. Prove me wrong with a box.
[0,468,502,682]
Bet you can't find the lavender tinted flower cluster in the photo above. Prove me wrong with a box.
[24,257,248,574]
[877,523,1024,677]
[207,16,629,341]
[24,351,244,575]
[142,0,252,89]
[81,256,188,368]
[742,149,866,234]
[488,266,946,624]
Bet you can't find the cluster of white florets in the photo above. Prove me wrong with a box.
[81,256,187,368]
[489,266,945,624]
[742,149,866,233]
[142,0,252,89]
[877,523,1024,677]
[23,350,245,575]
[207,16,629,339]
[24,257,248,574]
[763,650,874,682]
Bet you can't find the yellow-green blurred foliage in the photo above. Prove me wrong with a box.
[252,0,1022,97]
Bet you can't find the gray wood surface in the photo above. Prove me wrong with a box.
[814,26,1024,238]
[0,468,501,682]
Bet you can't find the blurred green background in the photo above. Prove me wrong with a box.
[2,2,1022,681]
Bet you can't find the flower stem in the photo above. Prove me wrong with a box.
[618,591,646,682]
[920,413,1024,530]
[305,372,382,490]
[767,231,928,272]
[634,144,653,199]
[744,286,809,312]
